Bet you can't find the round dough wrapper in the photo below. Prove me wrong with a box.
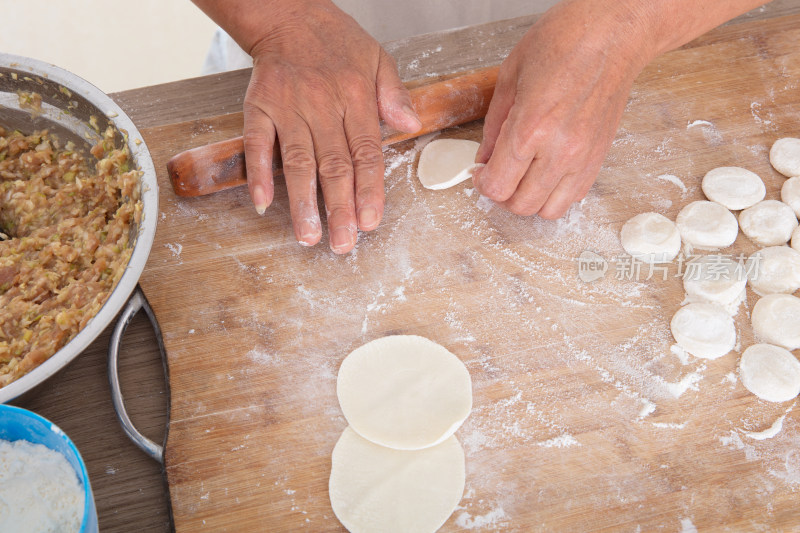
[782,176,800,218]
[675,200,738,250]
[792,225,800,252]
[738,200,798,247]
[682,255,747,308]
[701,166,765,210]
[769,137,800,177]
[337,335,472,450]
[745,246,800,295]
[670,303,736,359]
[329,427,465,533]
[620,212,681,264]
[739,344,800,403]
[417,139,481,190]
[752,294,800,351]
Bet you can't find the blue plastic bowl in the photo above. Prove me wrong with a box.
[0,404,98,533]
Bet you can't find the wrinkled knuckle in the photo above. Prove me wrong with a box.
[325,202,356,222]
[505,198,538,217]
[281,145,317,177]
[538,203,567,220]
[349,136,383,168]
[341,70,372,96]
[242,130,274,152]
[356,184,382,204]
[317,153,354,181]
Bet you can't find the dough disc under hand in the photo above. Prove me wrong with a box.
[337,335,472,450]
[620,212,681,264]
[738,200,798,247]
[770,137,800,177]
[417,139,482,190]
[329,427,466,533]
[739,343,800,403]
[701,166,765,210]
[675,200,738,250]
[752,294,800,351]
[745,246,800,295]
[670,303,736,359]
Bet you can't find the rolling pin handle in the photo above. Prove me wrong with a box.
[108,286,169,464]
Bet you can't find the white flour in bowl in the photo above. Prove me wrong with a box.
[0,439,84,533]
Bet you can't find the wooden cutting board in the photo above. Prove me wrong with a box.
[138,13,800,531]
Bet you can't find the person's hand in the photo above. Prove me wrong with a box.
[474,0,769,219]
[473,1,651,219]
[194,0,421,253]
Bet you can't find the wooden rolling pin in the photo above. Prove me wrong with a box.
[166,65,499,197]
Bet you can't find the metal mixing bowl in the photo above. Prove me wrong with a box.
[0,53,158,402]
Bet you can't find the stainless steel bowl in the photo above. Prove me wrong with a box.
[0,53,158,402]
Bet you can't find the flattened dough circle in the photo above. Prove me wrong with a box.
[738,200,798,246]
[752,294,800,351]
[620,212,681,264]
[782,176,800,218]
[770,137,800,177]
[682,254,747,308]
[670,303,736,360]
[745,246,800,295]
[417,139,481,190]
[675,200,738,250]
[337,335,472,450]
[701,167,765,210]
[739,343,800,403]
[329,427,465,533]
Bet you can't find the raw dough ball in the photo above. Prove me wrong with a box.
[675,200,738,250]
[417,139,481,190]
[745,246,800,295]
[682,255,747,309]
[620,212,681,264]
[738,200,798,246]
[793,226,800,252]
[769,137,800,177]
[782,176,800,217]
[329,427,465,533]
[670,303,736,360]
[337,335,472,450]
[752,294,800,350]
[739,344,800,403]
[701,166,765,210]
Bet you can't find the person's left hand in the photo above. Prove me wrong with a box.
[473,1,651,219]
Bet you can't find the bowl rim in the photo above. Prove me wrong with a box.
[0,53,159,403]
[0,403,96,530]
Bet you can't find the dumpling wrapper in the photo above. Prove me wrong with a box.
[329,427,465,533]
[417,138,483,190]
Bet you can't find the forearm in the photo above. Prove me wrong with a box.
[616,0,771,63]
[191,0,333,54]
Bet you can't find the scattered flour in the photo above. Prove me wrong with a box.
[655,174,688,195]
[680,517,698,533]
[455,506,508,529]
[744,416,786,441]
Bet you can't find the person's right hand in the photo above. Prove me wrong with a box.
[194,0,421,253]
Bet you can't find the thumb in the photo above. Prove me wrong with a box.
[376,49,422,133]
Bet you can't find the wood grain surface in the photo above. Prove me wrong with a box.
[8,3,799,532]
[139,10,800,533]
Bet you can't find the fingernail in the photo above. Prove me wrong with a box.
[358,206,379,230]
[402,104,422,129]
[299,220,319,246]
[331,226,354,253]
[253,185,267,215]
